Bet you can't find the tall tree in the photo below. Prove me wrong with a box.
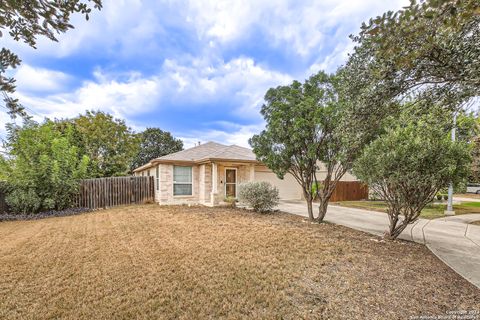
[1,120,89,214]
[466,114,480,182]
[1,0,102,118]
[250,71,353,221]
[132,128,183,169]
[351,0,480,111]
[69,111,139,177]
[354,104,471,239]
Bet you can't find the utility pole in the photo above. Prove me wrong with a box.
[445,112,457,216]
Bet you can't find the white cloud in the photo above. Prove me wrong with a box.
[3,0,170,59]
[4,0,409,62]
[1,0,411,146]
[185,0,260,43]
[159,57,292,118]
[180,122,265,148]
[15,70,161,121]
[307,40,355,75]
[13,64,72,93]
[11,56,290,125]
[185,0,409,56]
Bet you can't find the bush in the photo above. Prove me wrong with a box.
[3,121,89,214]
[224,196,237,208]
[436,194,443,201]
[454,180,467,194]
[238,181,279,213]
[353,105,470,239]
[6,189,42,215]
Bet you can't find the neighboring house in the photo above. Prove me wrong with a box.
[133,141,358,206]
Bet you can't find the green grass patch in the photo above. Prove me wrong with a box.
[333,200,480,220]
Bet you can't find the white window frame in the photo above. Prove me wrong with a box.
[224,167,237,198]
[156,165,160,191]
[173,165,193,196]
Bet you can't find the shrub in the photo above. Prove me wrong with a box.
[436,194,443,201]
[3,121,89,214]
[353,106,470,239]
[238,181,279,213]
[224,196,237,208]
[5,189,42,215]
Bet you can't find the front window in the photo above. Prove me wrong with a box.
[173,166,192,196]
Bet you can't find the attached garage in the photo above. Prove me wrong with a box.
[254,166,303,200]
[133,141,366,206]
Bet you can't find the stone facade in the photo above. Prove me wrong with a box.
[137,162,310,206]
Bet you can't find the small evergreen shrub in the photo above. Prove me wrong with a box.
[238,181,279,213]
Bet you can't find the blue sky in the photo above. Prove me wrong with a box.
[2,0,408,147]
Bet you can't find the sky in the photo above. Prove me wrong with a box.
[1,0,408,148]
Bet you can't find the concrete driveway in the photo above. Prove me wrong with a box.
[278,200,480,289]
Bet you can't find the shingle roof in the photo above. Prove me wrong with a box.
[133,141,257,172]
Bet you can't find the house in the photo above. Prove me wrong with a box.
[133,141,358,206]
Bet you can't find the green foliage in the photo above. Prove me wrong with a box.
[467,115,480,182]
[238,181,279,213]
[65,110,139,177]
[311,181,322,198]
[2,120,89,214]
[132,128,183,169]
[250,71,349,220]
[354,105,471,239]
[5,188,41,215]
[0,0,102,118]
[351,0,479,112]
[224,196,237,208]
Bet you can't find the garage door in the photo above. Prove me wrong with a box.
[254,170,302,200]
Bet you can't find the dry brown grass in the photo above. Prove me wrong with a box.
[0,205,478,320]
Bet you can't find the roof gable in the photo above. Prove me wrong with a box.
[133,141,257,172]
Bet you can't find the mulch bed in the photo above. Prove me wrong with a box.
[0,207,93,222]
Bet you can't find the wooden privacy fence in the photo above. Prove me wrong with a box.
[0,189,7,214]
[77,176,155,209]
[329,181,368,202]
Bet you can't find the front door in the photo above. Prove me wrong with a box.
[225,169,237,198]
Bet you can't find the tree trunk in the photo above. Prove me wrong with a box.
[306,198,314,220]
[386,215,409,240]
[302,189,314,220]
[317,199,328,222]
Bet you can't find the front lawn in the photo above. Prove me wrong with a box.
[333,200,480,219]
[0,205,478,319]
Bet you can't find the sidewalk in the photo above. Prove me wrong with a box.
[452,196,480,203]
[278,201,480,289]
